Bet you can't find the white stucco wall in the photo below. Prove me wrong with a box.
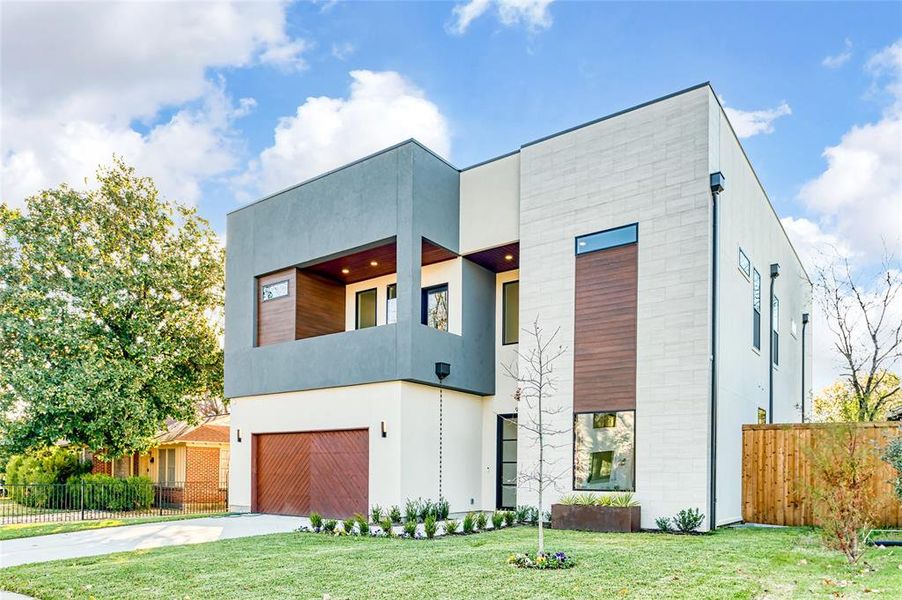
[516,86,715,529]
[710,96,813,525]
[459,153,520,255]
[228,381,483,514]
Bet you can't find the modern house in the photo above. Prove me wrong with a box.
[225,83,812,530]
[92,414,230,506]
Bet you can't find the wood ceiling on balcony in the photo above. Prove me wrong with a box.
[302,241,397,284]
[422,238,458,266]
[463,242,519,273]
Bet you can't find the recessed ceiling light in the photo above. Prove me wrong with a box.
[370,260,378,267]
[341,268,350,274]
[504,254,514,261]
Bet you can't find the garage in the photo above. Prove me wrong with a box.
[252,429,368,518]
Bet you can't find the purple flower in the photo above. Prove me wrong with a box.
[554,552,567,562]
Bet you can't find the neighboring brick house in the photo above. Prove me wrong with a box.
[92,414,230,507]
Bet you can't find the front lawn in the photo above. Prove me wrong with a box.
[2,526,900,599]
[0,513,230,541]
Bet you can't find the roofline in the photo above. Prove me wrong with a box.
[227,139,458,216]
[709,91,812,284]
[460,149,520,172]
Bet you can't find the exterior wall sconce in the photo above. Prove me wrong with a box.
[236,429,242,443]
[381,421,387,438]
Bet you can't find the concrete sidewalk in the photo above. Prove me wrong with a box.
[1,513,303,568]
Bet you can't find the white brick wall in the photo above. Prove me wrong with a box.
[516,87,715,529]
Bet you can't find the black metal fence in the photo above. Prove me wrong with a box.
[0,480,228,524]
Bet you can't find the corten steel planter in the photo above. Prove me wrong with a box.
[551,504,640,533]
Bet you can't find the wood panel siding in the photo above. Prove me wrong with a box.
[742,423,902,526]
[422,238,458,266]
[252,429,369,518]
[256,269,297,347]
[295,271,345,340]
[573,243,637,413]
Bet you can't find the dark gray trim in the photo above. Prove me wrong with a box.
[460,149,520,172]
[355,287,377,330]
[502,280,519,346]
[708,175,723,531]
[801,313,809,422]
[522,82,711,149]
[574,223,639,256]
[496,413,517,510]
[421,283,449,329]
[768,263,780,424]
[386,283,397,324]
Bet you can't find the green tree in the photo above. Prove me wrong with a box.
[813,372,901,422]
[0,159,224,458]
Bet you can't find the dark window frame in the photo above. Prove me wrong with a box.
[502,280,519,345]
[753,268,761,351]
[575,223,638,256]
[772,295,780,365]
[421,283,449,331]
[355,287,378,330]
[386,283,397,324]
[572,409,636,493]
[496,413,518,510]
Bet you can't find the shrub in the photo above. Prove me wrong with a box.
[354,513,369,535]
[67,474,154,511]
[389,505,402,523]
[309,512,323,531]
[527,506,539,525]
[655,516,672,532]
[503,511,515,527]
[444,518,458,535]
[5,446,92,507]
[403,519,417,538]
[323,519,337,533]
[475,511,487,530]
[515,505,530,523]
[379,517,394,537]
[418,498,436,522]
[342,518,356,534]
[673,508,704,533]
[423,514,437,539]
[371,505,383,523]
[507,551,575,570]
[559,493,597,506]
[404,498,419,523]
[595,495,613,507]
[491,512,504,529]
[462,512,476,534]
[805,423,889,563]
[610,492,639,507]
[436,497,450,520]
[882,434,902,501]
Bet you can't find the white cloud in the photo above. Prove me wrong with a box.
[722,100,792,138]
[822,38,853,69]
[244,70,451,196]
[1,1,306,207]
[780,216,852,270]
[448,0,553,35]
[331,42,356,61]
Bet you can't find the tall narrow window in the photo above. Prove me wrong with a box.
[356,288,377,329]
[158,448,176,485]
[738,248,751,278]
[421,284,449,331]
[386,284,397,324]
[502,281,519,345]
[772,296,780,366]
[752,269,761,350]
[573,411,635,491]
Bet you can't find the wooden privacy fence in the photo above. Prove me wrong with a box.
[742,422,902,527]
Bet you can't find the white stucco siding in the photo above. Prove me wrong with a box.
[459,153,520,255]
[228,381,483,515]
[516,86,714,529]
[711,100,813,525]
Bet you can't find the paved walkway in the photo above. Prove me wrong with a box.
[1,513,302,568]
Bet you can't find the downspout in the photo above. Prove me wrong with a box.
[708,172,725,531]
[768,263,780,423]
[801,313,809,422]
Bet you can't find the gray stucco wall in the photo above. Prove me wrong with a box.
[225,141,495,398]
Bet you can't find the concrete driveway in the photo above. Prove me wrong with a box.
[1,514,303,568]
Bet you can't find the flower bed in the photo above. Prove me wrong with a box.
[507,551,575,570]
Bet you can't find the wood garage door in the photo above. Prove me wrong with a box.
[252,429,368,518]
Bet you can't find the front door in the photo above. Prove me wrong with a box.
[496,414,517,509]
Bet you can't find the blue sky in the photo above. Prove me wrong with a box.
[2,1,900,390]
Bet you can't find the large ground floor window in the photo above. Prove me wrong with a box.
[573,410,635,491]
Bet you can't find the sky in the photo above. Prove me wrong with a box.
[1,0,901,392]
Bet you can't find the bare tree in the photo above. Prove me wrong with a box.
[814,250,902,421]
[502,318,568,554]
[196,393,229,417]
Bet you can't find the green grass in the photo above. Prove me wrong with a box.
[1,526,900,599]
[0,513,229,541]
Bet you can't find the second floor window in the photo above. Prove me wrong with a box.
[772,296,780,366]
[386,284,397,324]
[356,288,377,329]
[502,281,519,345]
[752,268,761,350]
[422,284,449,332]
